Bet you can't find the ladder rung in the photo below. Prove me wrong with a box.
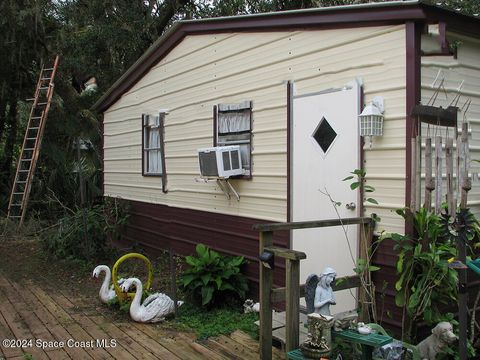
[19,170,29,173]
[20,159,32,162]
[9,215,22,218]
[16,181,27,184]
[43,67,54,71]
[36,102,48,106]
[32,116,42,119]
[24,148,35,151]
[13,192,24,195]
[41,78,51,81]
[26,137,37,140]
[39,86,50,90]
[10,204,22,207]
[29,127,39,130]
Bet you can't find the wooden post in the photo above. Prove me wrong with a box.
[285,258,300,353]
[359,219,374,322]
[458,122,470,360]
[411,136,418,212]
[415,135,422,213]
[424,137,434,211]
[259,231,273,360]
[460,122,471,209]
[445,138,455,215]
[435,136,443,214]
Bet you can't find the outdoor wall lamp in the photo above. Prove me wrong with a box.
[259,251,275,270]
[359,96,385,148]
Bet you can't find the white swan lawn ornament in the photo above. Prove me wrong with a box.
[121,277,183,323]
[92,265,125,303]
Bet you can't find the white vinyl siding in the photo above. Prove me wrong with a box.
[103,25,407,226]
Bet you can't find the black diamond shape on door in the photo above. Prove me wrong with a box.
[313,117,337,153]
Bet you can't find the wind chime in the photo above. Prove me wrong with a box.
[410,70,472,360]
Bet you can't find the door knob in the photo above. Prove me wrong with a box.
[346,202,356,210]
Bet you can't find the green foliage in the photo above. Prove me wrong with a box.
[391,208,459,326]
[40,198,129,261]
[343,169,379,206]
[179,244,249,307]
[176,302,258,340]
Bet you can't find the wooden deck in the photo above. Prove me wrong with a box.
[0,274,283,359]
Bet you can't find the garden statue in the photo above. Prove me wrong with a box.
[121,277,184,323]
[305,267,337,316]
[332,310,358,331]
[416,322,457,360]
[92,265,125,303]
[243,299,260,313]
[300,312,334,358]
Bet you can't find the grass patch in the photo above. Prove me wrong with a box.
[175,302,258,340]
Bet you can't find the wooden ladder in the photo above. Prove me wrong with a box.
[7,55,59,227]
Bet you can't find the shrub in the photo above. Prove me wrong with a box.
[179,244,249,307]
[40,198,129,261]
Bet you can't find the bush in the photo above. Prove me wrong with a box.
[40,198,129,261]
[179,244,249,308]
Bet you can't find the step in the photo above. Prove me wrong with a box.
[38,86,50,90]
[29,127,39,131]
[16,181,27,184]
[31,116,42,120]
[24,148,35,151]
[36,102,48,106]
[13,192,24,195]
[43,67,55,71]
[26,137,37,140]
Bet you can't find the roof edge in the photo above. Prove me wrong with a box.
[93,1,478,113]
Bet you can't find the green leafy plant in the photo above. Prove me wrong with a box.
[179,244,249,307]
[40,198,129,261]
[343,168,379,207]
[391,207,461,339]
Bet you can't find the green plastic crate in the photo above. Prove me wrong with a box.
[333,329,392,347]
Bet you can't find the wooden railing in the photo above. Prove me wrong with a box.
[253,216,375,360]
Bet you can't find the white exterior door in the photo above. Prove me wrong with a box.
[292,82,360,314]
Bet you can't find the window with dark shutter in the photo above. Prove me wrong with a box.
[215,101,252,177]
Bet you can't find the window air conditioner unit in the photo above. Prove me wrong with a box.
[198,146,245,178]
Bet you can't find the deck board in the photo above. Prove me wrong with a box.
[0,273,279,359]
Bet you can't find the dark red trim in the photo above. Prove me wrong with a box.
[141,114,145,176]
[213,105,218,146]
[160,112,167,193]
[405,21,422,235]
[112,198,288,295]
[359,86,365,217]
[94,3,479,113]
[286,81,293,248]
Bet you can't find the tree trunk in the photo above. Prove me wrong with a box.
[1,94,18,180]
